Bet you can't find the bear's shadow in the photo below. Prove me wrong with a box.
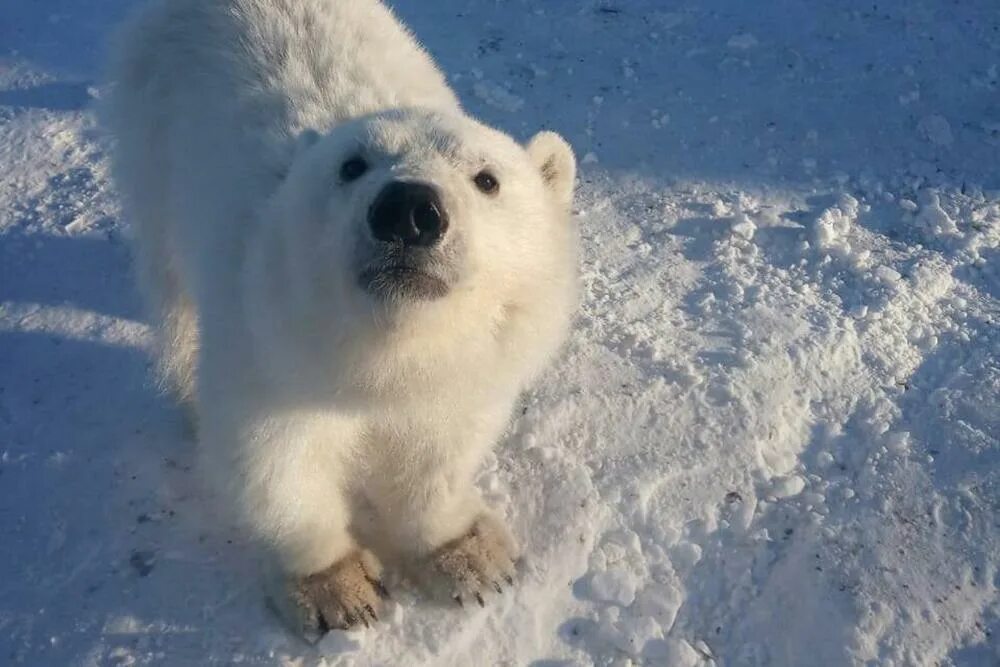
[0,221,274,663]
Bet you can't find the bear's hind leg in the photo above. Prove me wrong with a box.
[132,229,199,411]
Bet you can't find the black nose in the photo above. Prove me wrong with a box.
[368,181,448,247]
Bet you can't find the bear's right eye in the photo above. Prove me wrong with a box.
[473,170,500,195]
[340,156,368,183]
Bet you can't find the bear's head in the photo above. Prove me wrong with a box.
[268,109,576,321]
[250,109,578,393]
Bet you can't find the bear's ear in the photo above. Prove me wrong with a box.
[526,131,576,209]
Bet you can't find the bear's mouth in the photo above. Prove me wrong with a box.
[359,265,449,301]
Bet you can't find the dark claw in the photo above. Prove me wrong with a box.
[344,610,357,627]
[365,604,378,623]
[454,595,464,607]
[317,612,331,635]
[475,592,485,607]
[355,607,370,628]
[493,581,503,594]
[504,575,514,585]
[368,577,392,600]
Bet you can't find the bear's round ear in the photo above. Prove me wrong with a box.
[526,131,576,210]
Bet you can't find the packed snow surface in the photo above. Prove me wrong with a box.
[1,1,998,666]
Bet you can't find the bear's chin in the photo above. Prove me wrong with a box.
[358,266,450,302]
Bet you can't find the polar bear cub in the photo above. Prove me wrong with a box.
[104,0,577,634]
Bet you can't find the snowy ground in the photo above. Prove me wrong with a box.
[1,1,999,665]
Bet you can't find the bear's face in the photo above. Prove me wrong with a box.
[276,109,575,316]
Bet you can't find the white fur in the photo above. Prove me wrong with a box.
[104,0,577,581]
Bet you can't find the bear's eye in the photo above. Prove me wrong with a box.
[473,170,500,195]
[340,156,368,183]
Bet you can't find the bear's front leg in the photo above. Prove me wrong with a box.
[209,414,388,637]
[367,448,520,607]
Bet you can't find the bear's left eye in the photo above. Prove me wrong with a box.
[340,156,368,183]
[473,170,500,195]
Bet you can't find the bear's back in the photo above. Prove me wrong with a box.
[107,0,461,220]
[115,0,458,125]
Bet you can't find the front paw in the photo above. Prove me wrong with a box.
[431,514,519,607]
[285,550,390,638]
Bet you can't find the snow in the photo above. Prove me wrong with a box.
[471,81,525,113]
[1,1,999,666]
[918,115,955,148]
